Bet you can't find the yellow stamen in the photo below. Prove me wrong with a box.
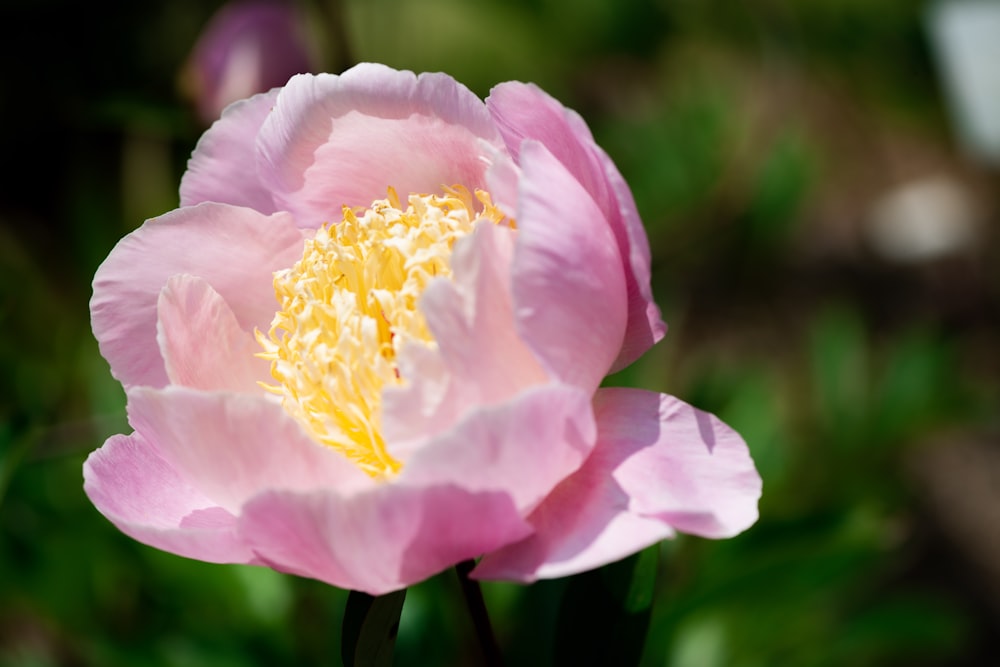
[256,186,511,478]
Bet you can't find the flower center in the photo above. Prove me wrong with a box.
[257,186,510,477]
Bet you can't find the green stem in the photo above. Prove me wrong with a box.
[456,560,504,667]
[341,588,406,667]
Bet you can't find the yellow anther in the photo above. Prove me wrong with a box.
[257,186,511,477]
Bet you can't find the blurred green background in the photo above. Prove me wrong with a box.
[1,0,998,665]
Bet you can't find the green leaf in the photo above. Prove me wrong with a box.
[341,588,407,667]
[808,305,869,451]
[553,545,660,667]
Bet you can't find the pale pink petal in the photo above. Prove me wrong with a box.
[125,386,373,514]
[475,509,671,584]
[83,432,256,563]
[91,202,304,388]
[601,389,761,536]
[431,223,546,403]
[481,141,520,218]
[157,274,271,393]
[241,484,531,595]
[399,383,596,513]
[379,341,456,453]
[255,64,505,227]
[487,82,610,198]
[511,140,627,392]
[382,222,547,448]
[487,82,665,371]
[240,384,598,595]
[180,89,281,212]
[474,388,760,582]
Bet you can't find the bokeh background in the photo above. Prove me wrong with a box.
[2,0,999,665]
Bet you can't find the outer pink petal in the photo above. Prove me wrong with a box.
[602,390,761,536]
[91,202,304,388]
[474,388,761,582]
[487,82,665,371]
[126,386,373,514]
[399,384,596,513]
[83,432,256,563]
[597,151,668,371]
[255,64,505,227]
[239,383,597,594]
[382,222,547,449]
[241,484,531,595]
[180,88,281,212]
[156,274,271,393]
[511,140,627,392]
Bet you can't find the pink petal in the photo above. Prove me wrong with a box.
[240,383,598,595]
[241,484,531,595]
[379,341,455,453]
[91,202,304,388]
[255,64,505,227]
[180,88,281,212]
[474,388,761,582]
[432,223,547,403]
[601,390,761,536]
[382,222,547,449]
[511,140,627,392]
[399,383,597,513]
[125,386,373,514]
[482,142,520,219]
[475,509,671,584]
[83,432,256,563]
[156,274,271,393]
[487,82,665,371]
[597,149,668,371]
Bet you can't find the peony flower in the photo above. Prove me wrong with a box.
[86,63,761,595]
[182,0,315,124]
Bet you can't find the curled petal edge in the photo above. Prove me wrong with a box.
[474,387,761,582]
[83,432,257,564]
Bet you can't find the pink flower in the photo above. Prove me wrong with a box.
[86,64,761,594]
[182,0,315,124]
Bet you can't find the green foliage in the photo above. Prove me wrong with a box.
[342,589,406,667]
[554,546,658,667]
